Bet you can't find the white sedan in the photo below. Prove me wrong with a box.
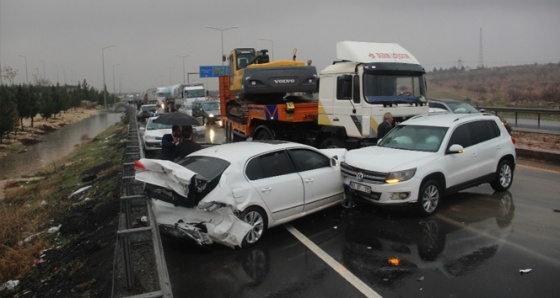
[134,141,349,248]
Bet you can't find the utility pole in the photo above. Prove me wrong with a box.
[478,28,484,69]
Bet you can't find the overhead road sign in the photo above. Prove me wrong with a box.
[199,66,229,78]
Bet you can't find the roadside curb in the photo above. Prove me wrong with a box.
[516,148,560,164]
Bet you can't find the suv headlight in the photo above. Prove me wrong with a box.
[385,168,416,184]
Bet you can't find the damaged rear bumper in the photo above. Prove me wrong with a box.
[152,199,252,248]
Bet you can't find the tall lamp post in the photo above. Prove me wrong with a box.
[205,25,238,66]
[187,72,199,84]
[258,38,274,60]
[102,44,117,110]
[18,55,28,84]
[176,55,190,84]
[112,63,121,103]
[38,59,46,82]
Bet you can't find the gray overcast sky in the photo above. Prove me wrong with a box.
[1,0,559,93]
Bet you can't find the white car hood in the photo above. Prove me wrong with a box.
[345,146,435,172]
[144,128,171,138]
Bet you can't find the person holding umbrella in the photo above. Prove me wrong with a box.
[174,125,202,160]
[161,125,182,161]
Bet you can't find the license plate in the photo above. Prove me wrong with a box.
[349,181,371,193]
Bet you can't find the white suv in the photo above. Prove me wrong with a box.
[341,113,516,216]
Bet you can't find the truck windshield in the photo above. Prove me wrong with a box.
[363,73,424,104]
[185,89,205,98]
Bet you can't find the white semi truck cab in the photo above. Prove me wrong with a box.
[317,41,428,148]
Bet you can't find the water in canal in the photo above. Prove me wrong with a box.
[0,112,123,180]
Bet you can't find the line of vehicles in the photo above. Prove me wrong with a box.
[134,41,517,249]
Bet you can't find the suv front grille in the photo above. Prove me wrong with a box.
[341,162,387,184]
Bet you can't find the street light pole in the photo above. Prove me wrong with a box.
[187,72,199,84]
[39,60,46,81]
[18,55,28,84]
[205,25,239,66]
[259,38,274,60]
[176,55,190,84]
[102,44,117,110]
[113,64,121,103]
[169,67,174,85]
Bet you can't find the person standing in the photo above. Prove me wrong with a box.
[174,125,202,160]
[161,125,182,161]
[377,112,394,140]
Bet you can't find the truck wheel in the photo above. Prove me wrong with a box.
[319,137,345,148]
[254,127,274,140]
[225,123,231,143]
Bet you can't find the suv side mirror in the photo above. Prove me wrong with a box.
[447,144,464,154]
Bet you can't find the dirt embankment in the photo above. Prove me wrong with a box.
[512,130,560,153]
[1,118,127,297]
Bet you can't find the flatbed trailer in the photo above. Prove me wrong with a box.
[220,75,322,144]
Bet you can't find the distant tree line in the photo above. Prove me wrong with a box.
[0,80,114,143]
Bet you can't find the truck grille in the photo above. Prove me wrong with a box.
[341,162,387,184]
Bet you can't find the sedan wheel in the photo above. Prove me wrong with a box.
[417,180,441,216]
[240,207,267,247]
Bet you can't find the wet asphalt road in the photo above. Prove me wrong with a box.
[156,124,560,297]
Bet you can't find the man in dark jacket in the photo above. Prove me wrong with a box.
[377,112,394,140]
[161,125,182,161]
[174,125,202,160]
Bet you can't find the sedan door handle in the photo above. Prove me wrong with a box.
[260,187,272,193]
[304,178,314,183]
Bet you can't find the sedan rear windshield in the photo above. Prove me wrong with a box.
[178,156,230,180]
[379,125,448,152]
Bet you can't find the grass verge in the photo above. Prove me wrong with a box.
[0,115,128,285]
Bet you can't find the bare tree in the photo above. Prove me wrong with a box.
[1,66,18,85]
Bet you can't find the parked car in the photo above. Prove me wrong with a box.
[177,107,207,139]
[192,100,221,125]
[429,98,512,133]
[341,113,516,216]
[139,116,172,151]
[428,98,481,114]
[134,141,349,248]
[136,104,159,122]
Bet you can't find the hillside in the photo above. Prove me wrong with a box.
[426,63,560,108]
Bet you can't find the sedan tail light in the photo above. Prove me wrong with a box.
[511,137,516,145]
[134,160,146,172]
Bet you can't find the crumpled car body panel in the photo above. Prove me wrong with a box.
[153,199,252,248]
[135,158,251,247]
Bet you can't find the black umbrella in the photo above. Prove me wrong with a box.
[152,112,200,126]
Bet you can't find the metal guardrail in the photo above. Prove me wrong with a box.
[479,106,560,129]
[113,107,173,298]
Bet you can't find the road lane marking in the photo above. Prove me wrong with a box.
[285,224,381,298]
